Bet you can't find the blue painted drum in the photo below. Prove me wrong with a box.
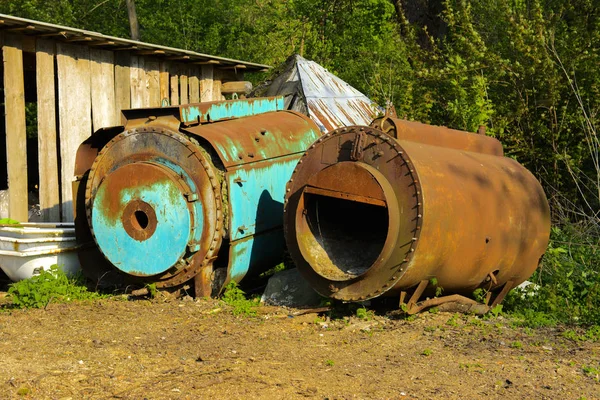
[91,162,194,276]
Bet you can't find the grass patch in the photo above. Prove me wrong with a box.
[355,306,375,320]
[221,281,259,317]
[503,225,600,327]
[7,265,105,309]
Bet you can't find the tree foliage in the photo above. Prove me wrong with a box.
[1,0,598,215]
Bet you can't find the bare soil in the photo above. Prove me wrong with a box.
[0,294,598,399]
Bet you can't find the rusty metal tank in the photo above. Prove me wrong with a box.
[74,97,321,295]
[284,117,551,311]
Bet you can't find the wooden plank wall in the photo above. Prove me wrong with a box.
[35,39,60,221]
[2,33,29,222]
[1,34,225,222]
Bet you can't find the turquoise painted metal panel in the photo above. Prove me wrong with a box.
[183,110,321,167]
[227,229,286,283]
[91,164,192,276]
[75,98,322,294]
[228,155,300,241]
[179,97,284,125]
[152,157,204,245]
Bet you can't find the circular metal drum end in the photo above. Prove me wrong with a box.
[91,162,193,277]
[294,162,397,282]
[82,127,223,288]
[284,126,422,302]
[122,200,157,241]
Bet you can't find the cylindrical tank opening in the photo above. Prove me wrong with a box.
[132,210,149,230]
[297,193,389,281]
[121,199,158,241]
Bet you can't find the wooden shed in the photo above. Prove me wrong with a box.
[0,13,269,222]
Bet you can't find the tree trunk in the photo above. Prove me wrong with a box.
[125,0,140,41]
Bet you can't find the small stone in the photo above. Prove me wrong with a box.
[261,268,322,307]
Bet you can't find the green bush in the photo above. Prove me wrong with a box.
[221,281,258,317]
[8,265,104,309]
[504,225,600,327]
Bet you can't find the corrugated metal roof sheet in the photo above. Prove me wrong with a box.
[0,13,270,72]
[295,56,380,132]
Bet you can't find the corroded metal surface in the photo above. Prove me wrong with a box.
[253,55,380,133]
[179,97,285,125]
[296,57,380,132]
[284,125,551,304]
[74,97,321,293]
[371,116,504,156]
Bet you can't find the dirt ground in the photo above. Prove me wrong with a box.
[0,293,598,400]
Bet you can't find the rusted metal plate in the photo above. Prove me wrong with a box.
[183,110,320,168]
[179,97,284,125]
[225,228,286,284]
[371,116,504,156]
[227,154,300,241]
[90,162,192,276]
[79,126,223,287]
[75,99,322,293]
[284,125,550,303]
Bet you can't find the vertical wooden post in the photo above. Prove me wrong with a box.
[56,43,91,221]
[169,64,179,106]
[200,64,214,102]
[146,59,160,107]
[114,52,131,123]
[130,55,146,108]
[90,49,117,130]
[189,66,200,104]
[36,39,60,222]
[179,66,189,105]
[212,68,222,101]
[159,61,170,106]
[2,34,29,222]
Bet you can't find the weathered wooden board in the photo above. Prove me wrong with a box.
[170,64,179,106]
[36,39,60,222]
[179,66,189,105]
[90,48,117,131]
[57,42,92,221]
[2,34,29,222]
[189,66,200,103]
[130,55,148,108]
[114,51,131,123]
[212,69,223,101]
[146,59,160,107]
[221,81,253,94]
[200,64,214,102]
[159,61,170,106]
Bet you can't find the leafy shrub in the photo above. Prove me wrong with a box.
[0,218,21,225]
[8,265,104,309]
[504,225,600,327]
[221,281,258,317]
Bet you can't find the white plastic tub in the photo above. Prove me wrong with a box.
[0,223,80,282]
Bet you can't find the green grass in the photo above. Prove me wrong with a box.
[221,282,259,317]
[503,225,600,327]
[7,265,106,309]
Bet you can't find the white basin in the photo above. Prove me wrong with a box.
[0,223,80,281]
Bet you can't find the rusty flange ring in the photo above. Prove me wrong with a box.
[284,126,423,301]
[81,126,224,288]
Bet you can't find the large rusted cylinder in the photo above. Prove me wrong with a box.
[73,98,321,294]
[284,122,551,302]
